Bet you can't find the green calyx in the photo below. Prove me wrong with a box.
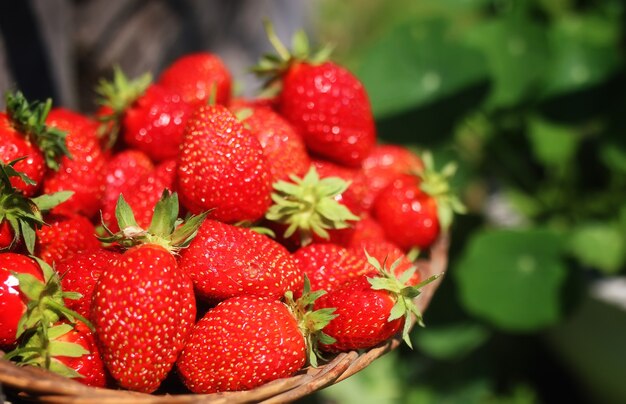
[252,20,334,92]
[364,251,442,348]
[95,66,152,149]
[5,91,71,170]
[0,159,73,254]
[99,190,208,253]
[265,166,360,246]
[417,151,467,231]
[4,258,92,378]
[5,323,89,379]
[284,276,337,368]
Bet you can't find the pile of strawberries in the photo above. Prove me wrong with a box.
[0,24,463,395]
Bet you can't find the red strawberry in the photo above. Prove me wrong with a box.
[292,243,370,293]
[93,191,205,392]
[44,108,106,218]
[3,257,100,386]
[372,153,465,251]
[314,255,438,352]
[122,84,195,162]
[312,159,368,216]
[360,145,424,211]
[102,159,176,232]
[231,105,310,182]
[265,166,360,248]
[345,214,387,248]
[16,320,108,387]
[255,23,376,167]
[177,104,272,223]
[0,92,70,195]
[349,239,421,286]
[159,52,232,106]
[57,248,119,322]
[101,149,155,230]
[0,253,43,349]
[179,219,302,302]
[177,291,335,393]
[35,213,100,265]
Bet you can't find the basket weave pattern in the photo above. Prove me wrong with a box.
[0,236,448,403]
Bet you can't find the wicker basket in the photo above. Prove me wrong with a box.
[0,236,448,403]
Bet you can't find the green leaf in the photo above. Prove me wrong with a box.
[413,322,490,360]
[454,228,567,331]
[31,191,74,211]
[114,194,139,230]
[48,359,84,378]
[355,19,488,118]
[541,14,621,98]
[464,17,549,108]
[48,341,89,357]
[527,118,579,170]
[568,223,625,274]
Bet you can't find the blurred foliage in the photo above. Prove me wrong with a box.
[308,0,626,402]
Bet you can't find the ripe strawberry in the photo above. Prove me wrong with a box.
[0,253,44,349]
[10,321,107,387]
[159,52,232,106]
[231,105,310,183]
[57,248,119,322]
[100,149,155,230]
[265,166,360,247]
[93,191,205,392]
[345,214,387,248]
[3,256,97,382]
[35,213,100,265]
[44,108,106,218]
[373,153,465,251]
[179,219,302,302]
[102,159,176,232]
[0,92,70,195]
[0,159,73,254]
[122,84,195,162]
[255,23,376,167]
[177,104,272,223]
[314,254,438,352]
[312,159,368,216]
[177,290,336,393]
[349,239,421,286]
[361,145,424,211]
[292,243,371,293]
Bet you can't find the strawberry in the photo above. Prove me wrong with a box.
[122,84,195,162]
[100,149,155,230]
[3,256,99,384]
[177,104,272,223]
[265,166,360,247]
[361,145,424,211]
[345,214,388,248]
[0,159,73,254]
[102,159,176,232]
[292,243,370,293]
[0,253,44,349]
[43,108,106,218]
[0,92,70,195]
[176,288,336,393]
[159,52,232,106]
[93,191,206,392]
[178,219,302,302]
[11,321,107,387]
[373,153,465,251]
[255,23,376,167]
[35,213,101,265]
[57,248,119,322]
[349,239,421,286]
[95,67,152,150]
[231,105,310,183]
[314,254,438,352]
[312,159,368,216]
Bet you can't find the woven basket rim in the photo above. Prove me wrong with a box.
[0,235,449,403]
